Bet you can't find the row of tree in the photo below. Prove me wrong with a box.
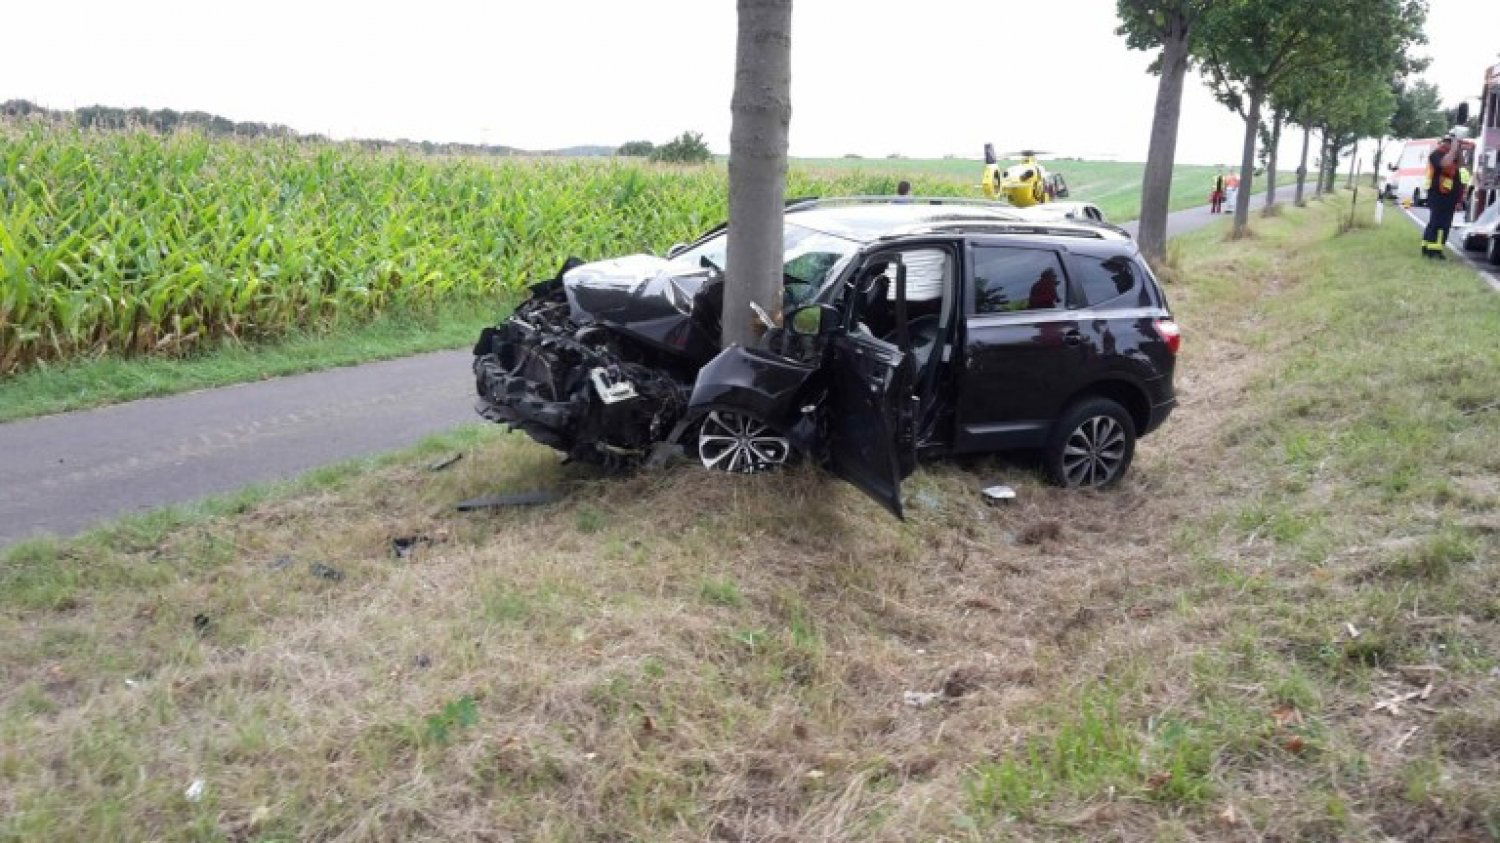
[1118,0,1442,260]
[615,131,713,164]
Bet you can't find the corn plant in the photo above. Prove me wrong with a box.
[0,123,966,373]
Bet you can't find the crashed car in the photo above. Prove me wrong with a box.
[474,197,1180,516]
[1459,201,1500,264]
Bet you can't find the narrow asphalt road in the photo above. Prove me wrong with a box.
[0,193,1260,548]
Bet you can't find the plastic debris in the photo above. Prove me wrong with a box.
[903,691,941,708]
[427,453,464,472]
[455,490,563,511]
[981,485,1016,503]
[309,562,345,582]
[390,536,431,559]
[184,779,205,802]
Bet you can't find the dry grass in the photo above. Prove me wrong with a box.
[2,197,1498,841]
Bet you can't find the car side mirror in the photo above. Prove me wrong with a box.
[666,242,689,259]
[788,303,841,336]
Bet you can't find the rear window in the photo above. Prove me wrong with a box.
[1074,254,1138,307]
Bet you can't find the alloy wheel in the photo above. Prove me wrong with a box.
[1061,415,1127,488]
[697,411,791,473]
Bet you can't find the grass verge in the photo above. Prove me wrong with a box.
[1,197,1496,840]
[0,299,507,422]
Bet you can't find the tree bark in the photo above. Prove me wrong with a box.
[724,0,792,348]
[1135,29,1190,264]
[1370,136,1383,188]
[1263,111,1282,212]
[1232,86,1263,237]
[1314,132,1327,198]
[1294,124,1311,206]
[1345,138,1359,188]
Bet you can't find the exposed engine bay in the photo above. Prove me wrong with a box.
[473,256,734,468]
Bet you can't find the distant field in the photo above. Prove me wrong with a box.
[794,156,1286,222]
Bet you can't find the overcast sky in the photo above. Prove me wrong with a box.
[4,1,1496,166]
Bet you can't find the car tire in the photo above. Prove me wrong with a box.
[1463,234,1482,252]
[1489,235,1500,266]
[694,409,795,474]
[1044,397,1136,489]
[1413,188,1423,207]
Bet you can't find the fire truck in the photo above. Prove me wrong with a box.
[1471,61,1500,219]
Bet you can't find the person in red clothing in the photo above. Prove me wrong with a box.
[1211,171,1226,213]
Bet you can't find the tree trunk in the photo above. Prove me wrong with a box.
[1232,86,1263,237]
[1294,124,1311,206]
[1345,138,1359,188]
[1264,111,1283,212]
[1370,136,1384,188]
[723,0,793,348]
[1135,28,1191,264]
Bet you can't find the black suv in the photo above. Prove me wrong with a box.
[473,197,1179,516]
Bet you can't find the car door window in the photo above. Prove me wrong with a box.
[1073,254,1137,307]
[971,246,1067,314]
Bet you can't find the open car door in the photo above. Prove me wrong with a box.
[823,258,918,517]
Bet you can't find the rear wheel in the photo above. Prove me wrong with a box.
[1044,398,1136,489]
[1489,235,1500,266]
[696,410,793,473]
[1412,188,1423,206]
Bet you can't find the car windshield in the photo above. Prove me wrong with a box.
[668,222,862,306]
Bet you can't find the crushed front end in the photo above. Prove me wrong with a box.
[473,258,720,468]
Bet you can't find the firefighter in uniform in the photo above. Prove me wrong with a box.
[1422,134,1462,259]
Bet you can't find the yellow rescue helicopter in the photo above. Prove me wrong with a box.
[980,143,1070,208]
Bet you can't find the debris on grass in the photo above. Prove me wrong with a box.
[455,490,563,511]
[390,535,431,559]
[1345,621,1361,639]
[980,484,1016,504]
[184,779,205,802]
[192,613,212,636]
[427,453,464,472]
[309,562,344,582]
[903,691,942,708]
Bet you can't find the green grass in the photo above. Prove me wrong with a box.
[2,194,1496,841]
[795,156,1297,222]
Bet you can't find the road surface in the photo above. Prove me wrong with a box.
[0,194,1260,547]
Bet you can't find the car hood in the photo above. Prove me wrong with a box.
[561,254,723,360]
[563,254,708,324]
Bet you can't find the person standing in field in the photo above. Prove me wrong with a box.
[1211,171,1226,213]
[1422,134,1462,259]
[895,180,913,203]
[1225,172,1240,210]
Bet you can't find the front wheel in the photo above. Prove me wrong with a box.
[1412,188,1423,207]
[1488,235,1500,266]
[696,410,794,473]
[1044,398,1136,489]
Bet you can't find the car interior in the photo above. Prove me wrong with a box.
[845,245,958,443]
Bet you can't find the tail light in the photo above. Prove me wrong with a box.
[1153,318,1181,354]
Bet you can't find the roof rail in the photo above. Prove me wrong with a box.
[905,221,1106,239]
[785,195,1013,212]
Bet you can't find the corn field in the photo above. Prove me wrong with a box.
[0,124,964,374]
